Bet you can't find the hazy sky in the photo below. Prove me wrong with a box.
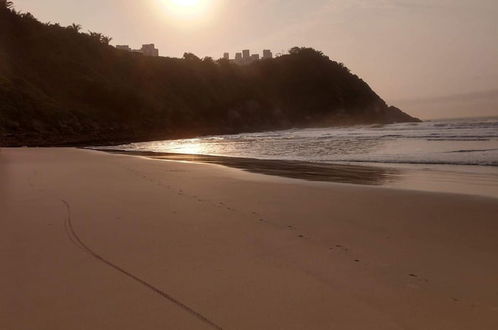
[13,0,498,119]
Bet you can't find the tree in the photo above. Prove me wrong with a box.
[203,56,215,63]
[88,31,112,44]
[288,47,327,59]
[68,23,82,32]
[183,52,201,62]
[101,35,112,45]
[89,31,102,40]
[0,1,13,9]
[20,12,37,22]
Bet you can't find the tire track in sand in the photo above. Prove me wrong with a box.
[61,200,224,330]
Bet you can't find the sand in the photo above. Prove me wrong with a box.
[1,148,498,330]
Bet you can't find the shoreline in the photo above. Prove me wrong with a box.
[3,148,498,330]
[94,148,498,199]
[95,148,400,186]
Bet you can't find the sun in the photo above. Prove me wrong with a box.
[170,0,201,8]
[161,0,209,21]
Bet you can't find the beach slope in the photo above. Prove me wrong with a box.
[1,148,497,329]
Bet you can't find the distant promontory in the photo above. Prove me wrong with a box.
[0,2,420,147]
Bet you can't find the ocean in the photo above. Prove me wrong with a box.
[100,117,498,198]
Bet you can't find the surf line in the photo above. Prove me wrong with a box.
[61,200,224,330]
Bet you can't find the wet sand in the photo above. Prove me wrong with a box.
[97,149,498,198]
[2,148,498,330]
[98,149,400,185]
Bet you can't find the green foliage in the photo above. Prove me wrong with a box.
[0,7,417,146]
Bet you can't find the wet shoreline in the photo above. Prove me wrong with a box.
[94,148,498,199]
[95,149,400,186]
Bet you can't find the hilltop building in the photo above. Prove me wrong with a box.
[224,49,273,65]
[141,44,159,57]
[263,49,273,59]
[242,49,250,61]
[115,43,159,57]
[116,45,132,52]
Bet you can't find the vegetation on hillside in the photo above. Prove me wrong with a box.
[0,1,419,146]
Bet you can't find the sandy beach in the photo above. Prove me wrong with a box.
[2,148,498,330]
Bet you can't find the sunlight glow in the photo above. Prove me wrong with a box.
[161,0,210,21]
[171,141,206,154]
[171,0,201,8]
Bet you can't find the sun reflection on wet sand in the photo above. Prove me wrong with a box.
[98,149,399,186]
[169,141,206,155]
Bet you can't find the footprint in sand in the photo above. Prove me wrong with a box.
[335,244,349,252]
[408,273,430,284]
